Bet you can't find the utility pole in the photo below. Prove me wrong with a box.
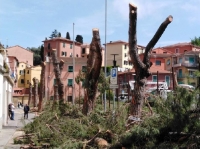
[104,0,107,112]
[72,23,75,105]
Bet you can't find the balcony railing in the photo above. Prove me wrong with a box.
[173,62,198,68]
[177,74,195,79]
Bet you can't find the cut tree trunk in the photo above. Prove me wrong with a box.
[128,3,172,118]
[51,49,64,102]
[32,77,39,107]
[82,28,102,115]
[28,83,32,106]
[38,62,46,112]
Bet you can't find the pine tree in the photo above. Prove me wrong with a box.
[66,32,71,40]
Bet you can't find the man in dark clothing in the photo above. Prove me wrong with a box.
[24,104,30,119]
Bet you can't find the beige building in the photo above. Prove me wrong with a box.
[105,40,145,69]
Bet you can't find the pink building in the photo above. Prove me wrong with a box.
[43,37,105,101]
[6,45,33,66]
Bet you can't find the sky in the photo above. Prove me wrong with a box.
[0,0,200,49]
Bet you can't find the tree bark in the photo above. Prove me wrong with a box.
[129,3,172,118]
[33,77,39,107]
[28,83,32,106]
[38,62,46,112]
[82,29,102,115]
[51,49,64,102]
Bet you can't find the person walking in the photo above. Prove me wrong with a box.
[24,104,30,119]
[10,103,15,120]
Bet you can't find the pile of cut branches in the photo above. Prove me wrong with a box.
[15,87,200,149]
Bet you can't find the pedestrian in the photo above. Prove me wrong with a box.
[10,103,15,120]
[24,104,30,119]
[8,103,12,119]
[18,102,20,108]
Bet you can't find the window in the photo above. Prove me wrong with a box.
[68,79,73,86]
[68,96,72,102]
[124,44,127,49]
[178,69,182,77]
[62,51,67,56]
[48,52,50,57]
[68,66,73,72]
[82,48,86,54]
[163,52,167,54]
[70,53,72,57]
[63,43,65,48]
[48,43,51,50]
[155,60,161,66]
[54,79,57,85]
[152,51,156,54]
[167,59,170,65]
[184,50,187,53]
[179,58,182,63]
[27,70,29,74]
[124,60,128,65]
[152,75,157,82]
[189,71,194,77]
[19,70,25,75]
[124,53,127,57]
[21,79,24,84]
[165,76,170,87]
[189,57,194,64]
[82,66,87,72]
[175,48,179,53]
[70,44,73,49]
[27,80,29,84]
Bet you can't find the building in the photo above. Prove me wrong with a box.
[105,40,145,70]
[7,56,18,87]
[13,63,41,104]
[165,50,200,86]
[162,42,200,54]
[0,44,14,130]
[117,48,173,97]
[6,45,33,66]
[43,36,105,101]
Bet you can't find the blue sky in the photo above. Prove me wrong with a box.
[0,0,199,49]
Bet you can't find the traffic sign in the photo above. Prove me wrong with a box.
[110,84,118,89]
[110,68,118,84]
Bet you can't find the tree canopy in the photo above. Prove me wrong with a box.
[27,46,43,66]
[191,36,200,46]
[75,35,83,44]
[49,29,59,39]
[66,32,71,40]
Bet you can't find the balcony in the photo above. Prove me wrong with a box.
[173,62,198,68]
[177,74,195,79]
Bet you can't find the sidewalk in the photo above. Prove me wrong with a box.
[0,108,35,149]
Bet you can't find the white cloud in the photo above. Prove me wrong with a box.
[112,0,175,20]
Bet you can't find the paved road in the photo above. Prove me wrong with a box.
[0,108,35,149]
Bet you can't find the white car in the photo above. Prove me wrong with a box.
[178,84,195,90]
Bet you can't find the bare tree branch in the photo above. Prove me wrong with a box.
[143,15,173,67]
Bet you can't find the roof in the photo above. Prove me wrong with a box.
[42,37,82,45]
[162,42,192,48]
[119,65,171,75]
[6,45,34,54]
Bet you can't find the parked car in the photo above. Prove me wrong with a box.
[178,84,195,90]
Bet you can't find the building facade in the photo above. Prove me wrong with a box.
[43,37,105,102]
[6,45,33,66]
[0,44,14,129]
[105,40,145,70]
